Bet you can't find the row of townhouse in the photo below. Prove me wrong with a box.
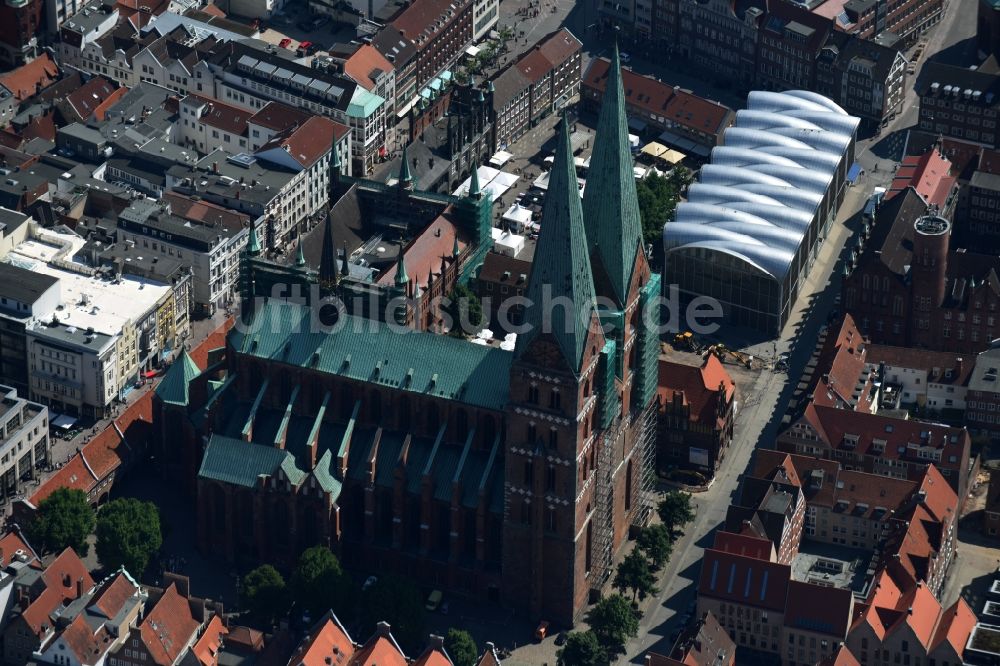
[608,0,907,126]
[698,448,969,666]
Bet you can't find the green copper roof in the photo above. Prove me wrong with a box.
[347,89,385,119]
[582,45,643,306]
[247,222,262,256]
[233,300,512,410]
[399,144,413,184]
[518,115,597,373]
[469,162,481,198]
[395,255,409,286]
[154,349,201,406]
[319,216,337,289]
[199,434,291,488]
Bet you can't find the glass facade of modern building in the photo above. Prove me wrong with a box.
[663,90,860,336]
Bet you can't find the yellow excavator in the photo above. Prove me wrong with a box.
[673,331,695,350]
[704,343,753,369]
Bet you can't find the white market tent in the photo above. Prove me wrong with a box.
[494,231,525,257]
[502,204,533,231]
[453,166,518,202]
[489,150,514,167]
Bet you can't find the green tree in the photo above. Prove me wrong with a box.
[586,594,639,652]
[657,491,695,535]
[28,488,95,556]
[636,168,692,249]
[613,550,657,602]
[241,565,289,627]
[95,498,162,575]
[444,628,478,666]
[358,575,426,654]
[557,631,608,666]
[290,546,351,621]
[636,524,673,571]
[445,283,483,337]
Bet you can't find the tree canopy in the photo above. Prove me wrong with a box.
[28,487,95,556]
[290,546,352,621]
[95,498,162,575]
[636,169,691,250]
[636,523,673,571]
[444,628,478,666]
[657,491,695,535]
[241,564,289,627]
[358,575,427,654]
[445,283,483,337]
[557,631,607,666]
[586,594,639,652]
[613,550,657,602]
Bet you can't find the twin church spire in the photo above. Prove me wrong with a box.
[517,46,646,372]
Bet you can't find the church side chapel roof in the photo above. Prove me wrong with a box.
[198,391,505,513]
[232,301,512,410]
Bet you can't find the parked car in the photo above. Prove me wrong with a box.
[279,38,293,49]
[362,576,377,591]
[425,590,442,612]
[554,632,568,646]
[620,51,632,63]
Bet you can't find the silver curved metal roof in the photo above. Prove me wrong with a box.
[687,183,784,208]
[699,165,793,188]
[723,128,814,151]
[747,90,846,115]
[710,147,802,169]
[665,90,859,285]
[736,110,824,132]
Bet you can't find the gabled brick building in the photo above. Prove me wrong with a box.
[656,355,736,476]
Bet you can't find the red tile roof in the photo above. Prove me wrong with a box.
[516,49,553,84]
[163,192,250,233]
[184,94,251,136]
[30,455,97,505]
[817,646,862,666]
[59,613,114,664]
[139,583,200,666]
[784,581,855,638]
[391,0,464,47]
[807,314,876,412]
[866,344,973,387]
[257,116,347,169]
[20,111,57,143]
[698,548,790,611]
[411,645,452,666]
[661,612,735,666]
[711,531,774,561]
[930,598,976,656]
[887,148,956,210]
[89,571,140,619]
[0,529,37,566]
[344,45,394,91]
[248,102,312,132]
[536,29,582,70]
[657,355,735,429]
[189,316,235,371]
[377,211,467,287]
[0,54,60,102]
[64,77,124,122]
[192,615,228,666]
[290,612,354,666]
[583,58,733,137]
[351,635,407,666]
[21,548,95,636]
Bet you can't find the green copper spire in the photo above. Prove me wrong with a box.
[469,162,481,198]
[452,233,461,258]
[295,231,306,267]
[581,44,643,306]
[247,221,262,256]
[398,144,413,187]
[395,254,409,287]
[155,348,201,406]
[517,114,597,373]
[340,242,350,277]
[319,216,338,293]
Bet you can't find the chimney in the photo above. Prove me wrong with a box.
[76,577,84,598]
[212,161,219,173]
[376,621,392,638]
[428,634,444,649]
